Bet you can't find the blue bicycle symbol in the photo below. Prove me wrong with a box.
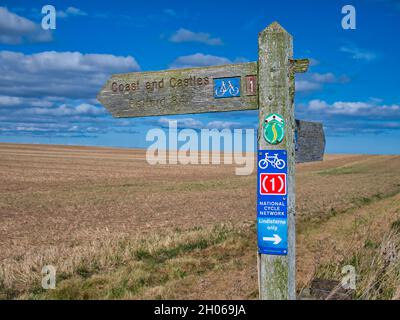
[258,153,286,170]
[215,80,240,98]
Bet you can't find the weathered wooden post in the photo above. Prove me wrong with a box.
[257,22,308,300]
[97,21,314,300]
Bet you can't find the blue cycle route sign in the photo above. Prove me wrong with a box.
[214,77,241,98]
[257,150,288,255]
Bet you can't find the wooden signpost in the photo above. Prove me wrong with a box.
[257,22,308,300]
[98,62,258,118]
[98,22,322,300]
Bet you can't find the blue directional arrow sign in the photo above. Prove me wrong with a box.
[257,150,288,256]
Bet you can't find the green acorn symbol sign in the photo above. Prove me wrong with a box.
[263,113,285,145]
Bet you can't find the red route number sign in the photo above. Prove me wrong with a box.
[259,173,287,196]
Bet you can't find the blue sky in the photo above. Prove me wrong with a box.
[0,0,399,154]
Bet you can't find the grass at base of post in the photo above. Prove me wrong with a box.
[313,220,400,300]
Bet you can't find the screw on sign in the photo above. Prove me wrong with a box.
[214,77,241,98]
[258,152,286,170]
[263,113,285,145]
[257,150,288,258]
[245,75,257,96]
[259,173,287,195]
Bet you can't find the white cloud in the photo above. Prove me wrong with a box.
[297,99,400,136]
[158,118,251,130]
[207,121,243,130]
[1,51,139,73]
[0,95,55,108]
[0,50,141,138]
[0,95,22,106]
[307,99,330,111]
[0,51,140,99]
[159,118,203,129]
[58,7,87,19]
[6,121,109,137]
[15,125,50,132]
[170,28,223,46]
[0,7,52,44]
[296,80,322,92]
[304,99,400,117]
[310,72,337,83]
[327,101,372,115]
[340,46,377,62]
[170,53,233,69]
[24,103,105,117]
[296,72,349,92]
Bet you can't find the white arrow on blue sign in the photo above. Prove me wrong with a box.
[262,234,282,245]
[257,150,288,256]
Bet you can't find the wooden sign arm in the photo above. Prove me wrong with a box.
[290,59,310,74]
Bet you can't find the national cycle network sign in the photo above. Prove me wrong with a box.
[257,149,288,255]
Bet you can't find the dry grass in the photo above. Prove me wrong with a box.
[0,223,257,300]
[315,221,400,300]
[297,192,400,291]
[0,143,399,299]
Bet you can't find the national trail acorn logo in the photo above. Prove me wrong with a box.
[263,113,285,145]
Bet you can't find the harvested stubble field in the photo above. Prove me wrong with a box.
[0,143,399,300]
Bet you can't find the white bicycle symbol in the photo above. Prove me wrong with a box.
[215,80,240,97]
[258,153,286,170]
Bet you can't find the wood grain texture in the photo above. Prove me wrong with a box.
[290,59,309,74]
[97,63,258,118]
[258,21,297,300]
